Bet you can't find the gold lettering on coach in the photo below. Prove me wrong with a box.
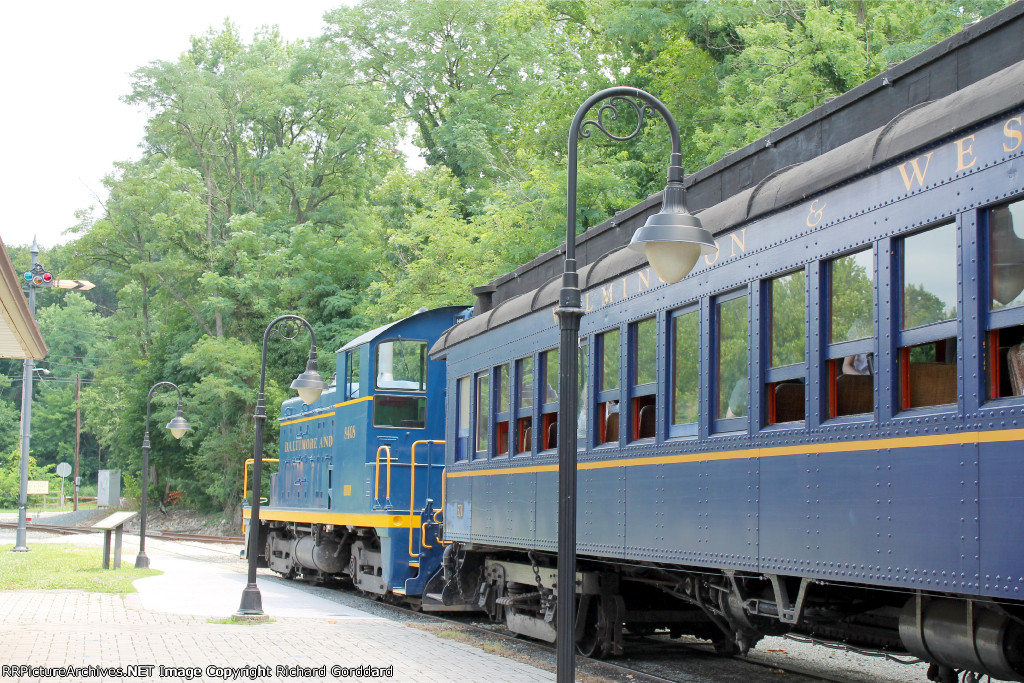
[897,152,934,191]
[806,199,826,227]
[1005,116,1023,153]
[955,135,977,172]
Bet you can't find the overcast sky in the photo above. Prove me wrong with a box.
[0,1,346,251]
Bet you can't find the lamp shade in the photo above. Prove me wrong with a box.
[628,183,716,284]
[291,363,327,405]
[165,413,191,440]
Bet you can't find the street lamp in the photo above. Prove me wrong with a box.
[556,88,716,681]
[135,382,190,569]
[237,314,327,617]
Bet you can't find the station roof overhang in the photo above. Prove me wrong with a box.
[0,238,46,359]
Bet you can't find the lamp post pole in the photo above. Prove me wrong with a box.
[557,88,716,682]
[237,315,326,617]
[135,382,191,569]
[13,240,41,553]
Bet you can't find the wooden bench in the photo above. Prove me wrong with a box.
[92,511,137,569]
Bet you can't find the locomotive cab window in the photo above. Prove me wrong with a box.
[515,356,533,455]
[596,328,621,446]
[375,339,427,391]
[766,270,806,425]
[671,308,699,437]
[344,345,362,400]
[899,222,959,410]
[986,198,1024,399]
[540,349,558,451]
[631,317,657,440]
[373,394,426,429]
[716,291,749,431]
[828,249,875,418]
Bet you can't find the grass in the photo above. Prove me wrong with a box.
[0,544,160,593]
[207,616,275,625]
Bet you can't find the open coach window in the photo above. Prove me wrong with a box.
[631,317,657,440]
[899,223,958,409]
[987,198,1024,398]
[828,249,875,417]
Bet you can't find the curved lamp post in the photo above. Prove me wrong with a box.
[237,314,327,617]
[135,382,191,569]
[556,88,717,681]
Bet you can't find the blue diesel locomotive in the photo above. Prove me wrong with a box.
[245,306,465,604]
[429,58,1024,680]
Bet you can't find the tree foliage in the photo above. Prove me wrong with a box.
[7,0,1009,516]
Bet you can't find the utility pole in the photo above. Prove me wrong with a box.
[13,239,40,552]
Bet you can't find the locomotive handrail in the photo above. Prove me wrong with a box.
[420,522,433,549]
[409,440,444,558]
[242,458,279,505]
[374,445,394,508]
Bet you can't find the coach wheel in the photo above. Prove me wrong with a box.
[575,595,609,659]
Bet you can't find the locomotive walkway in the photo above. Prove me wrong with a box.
[0,530,554,683]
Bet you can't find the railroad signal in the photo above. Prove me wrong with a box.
[24,269,53,286]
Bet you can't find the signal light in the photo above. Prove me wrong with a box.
[42,272,52,282]
[23,272,32,281]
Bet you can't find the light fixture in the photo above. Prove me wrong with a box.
[627,163,716,285]
[290,358,326,404]
[165,408,191,440]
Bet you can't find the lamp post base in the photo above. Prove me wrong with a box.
[237,584,264,615]
[134,551,150,569]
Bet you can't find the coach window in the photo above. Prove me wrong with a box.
[455,376,470,461]
[766,270,806,424]
[577,340,588,447]
[540,349,558,450]
[716,291,749,430]
[474,371,489,458]
[495,364,510,456]
[899,222,958,409]
[631,317,657,440]
[828,249,875,417]
[986,198,1024,398]
[596,328,621,445]
[515,356,533,455]
[671,307,699,437]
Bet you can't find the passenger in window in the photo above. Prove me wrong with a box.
[726,379,747,418]
[841,320,873,376]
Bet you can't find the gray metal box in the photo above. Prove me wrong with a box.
[97,469,121,507]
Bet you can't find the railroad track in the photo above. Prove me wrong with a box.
[277,575,848,683]
[0,521,243,545]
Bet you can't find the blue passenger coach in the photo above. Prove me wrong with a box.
[430,61,1024,680]
[245,306,464,603]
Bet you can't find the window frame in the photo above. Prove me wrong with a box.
[896,221,960,412]
[513,355,535,457]
[764,267,808,426]
[373,338,429,392]
[595,327,622,448]
[669,304,700,439]
[629,316,658,442]
[824,247,876,420]
[713,288,750,434]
